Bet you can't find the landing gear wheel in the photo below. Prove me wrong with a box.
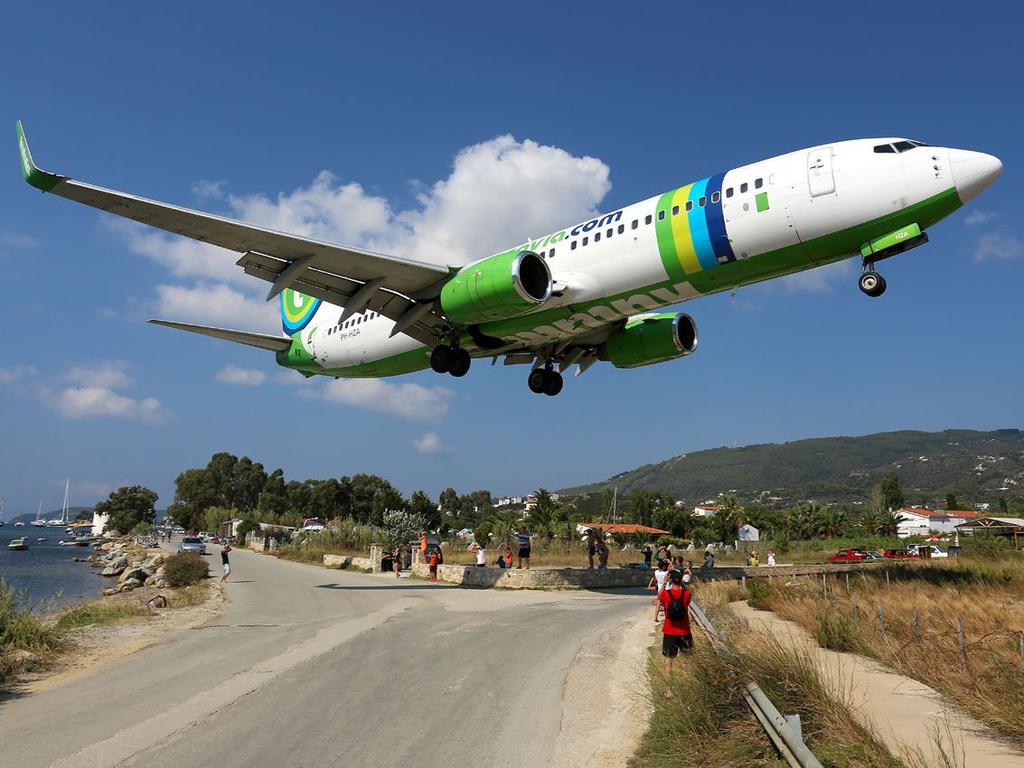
[858,271,887,297]
[430,345,453,374]
[542,369,563,396]
[527,368,548,394]
[448,348,471,378]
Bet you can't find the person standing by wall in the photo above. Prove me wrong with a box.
[658,570,693,695]
[428,547,439,582]
[641,543,653,567]
[597,537,609,572]
[586,530,598,569]
[648,560,670,622]
[517,526,531,569]
[471,541,486,568]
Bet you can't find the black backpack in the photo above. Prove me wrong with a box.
[667,589,687,622]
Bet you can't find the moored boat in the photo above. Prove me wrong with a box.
[8,537,29,551]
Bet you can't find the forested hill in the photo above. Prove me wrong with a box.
[561,429,1024,505]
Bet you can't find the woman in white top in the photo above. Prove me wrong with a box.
[471,542,486,567]
[648,560,670,621]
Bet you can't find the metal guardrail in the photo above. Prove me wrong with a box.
[689,600,824,768]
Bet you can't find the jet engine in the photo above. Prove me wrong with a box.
[599,312,698,368]
[440,250,552,324]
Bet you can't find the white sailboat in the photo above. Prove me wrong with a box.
[30,501,46,527]
[46,479,70,527]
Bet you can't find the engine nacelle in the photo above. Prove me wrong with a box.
[440,250,552,324]
[600,312,698,369]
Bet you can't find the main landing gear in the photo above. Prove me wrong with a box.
[527,366,563,397]
[430,344,471,377]
[858,265,887,298]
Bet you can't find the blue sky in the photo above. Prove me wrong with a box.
[1,1,1022,515]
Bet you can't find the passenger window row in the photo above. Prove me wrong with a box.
[329,310,379,334]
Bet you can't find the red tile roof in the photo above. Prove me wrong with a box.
[580,523,671,535]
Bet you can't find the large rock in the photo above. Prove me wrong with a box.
[119,566,150,584]
[102,587,119,596]
[118,578,143,592]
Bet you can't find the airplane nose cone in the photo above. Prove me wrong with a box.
[949,149,1002,203]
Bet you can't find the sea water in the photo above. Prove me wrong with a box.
[0,529,109,611]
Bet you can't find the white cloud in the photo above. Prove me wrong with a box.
[62,361,134,389]
[773,259,854,295]
[0,232,38,249]
[108,220,249,286]
[0,364,38,384]
[973,233,1023,262]
[192,179,227,200]
[215,364,266,386]
[964,209,999,226]
[309,378,454,423]
[154,282,279,333]
[412,432,443,454]
[47,386,170,424]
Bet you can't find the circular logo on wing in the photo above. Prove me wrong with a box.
[280,289,321,335]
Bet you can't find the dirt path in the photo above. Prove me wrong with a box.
[731,601,1024,768]
[551,607,653,768]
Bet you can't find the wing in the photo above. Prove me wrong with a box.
[17,121,452,346]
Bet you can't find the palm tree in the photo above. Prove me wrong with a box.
[712,496,742,543]
[817,507,848,538]
[875,509,905,536]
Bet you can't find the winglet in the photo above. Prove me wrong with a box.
[16,120,64,192]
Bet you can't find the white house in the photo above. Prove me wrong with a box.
[895,507,949,537]
[694,501,719,517]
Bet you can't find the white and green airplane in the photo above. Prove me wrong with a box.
[17,122,1000,397]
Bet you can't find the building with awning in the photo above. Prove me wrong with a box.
[954,517,1024,547]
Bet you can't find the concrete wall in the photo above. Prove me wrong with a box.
[408,561,883,590]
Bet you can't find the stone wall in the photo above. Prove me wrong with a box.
[322,554,375,571]
[408,561,883,590]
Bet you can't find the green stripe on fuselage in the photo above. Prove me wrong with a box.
[654,190,687,282]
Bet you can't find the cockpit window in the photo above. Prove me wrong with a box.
[873,143,896,153]
[893,140,917,153]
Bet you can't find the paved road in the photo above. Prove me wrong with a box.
[0,545,648,768]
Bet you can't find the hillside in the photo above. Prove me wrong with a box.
[561,429,1024,506]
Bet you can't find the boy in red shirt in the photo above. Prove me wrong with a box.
[657,571,693,688]
[428,548,440,582]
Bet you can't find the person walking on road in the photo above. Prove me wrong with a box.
[220,543,232,583]
[658,570,693,695]
[517,526,531,569]
[392,545,402,579]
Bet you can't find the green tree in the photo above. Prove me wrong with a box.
[712,496,742,543]
[408,490,439,530]
[876,509,905,536]
[381,509,426,550]
[97,485,158,535]
[168,467,218,531]
[874,472,905,514]
[817,507,848,538]
[946,493,959,511]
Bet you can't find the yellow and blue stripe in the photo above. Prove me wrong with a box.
[655,171,736,282]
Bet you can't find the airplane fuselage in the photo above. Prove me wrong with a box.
[282,137,995,378]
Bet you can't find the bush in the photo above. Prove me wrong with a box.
[164,553,209,586]
[814,611,859,652]
[129,521,154,537]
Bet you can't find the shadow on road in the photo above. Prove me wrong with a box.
[315,582,458,591]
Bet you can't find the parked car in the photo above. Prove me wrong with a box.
[908,544,948,559]
[826,549,871,563]
[884,548,916,559]
[178,536,207,555]
[864,550,886,560]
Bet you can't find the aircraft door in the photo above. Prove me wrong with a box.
[807,147,836,197]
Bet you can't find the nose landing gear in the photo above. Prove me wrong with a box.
[858,266,887,298]
[527,366,563,396]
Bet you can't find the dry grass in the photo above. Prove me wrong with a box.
[630,612,901,767]
[747,559,1024,746]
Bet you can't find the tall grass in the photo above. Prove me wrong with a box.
[630,617,901,767]
[0,580,65,683]
[747,560,1024,745]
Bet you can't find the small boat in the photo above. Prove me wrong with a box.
[8,537,29,551]
[14,520,25,527]
[36,537,47,542]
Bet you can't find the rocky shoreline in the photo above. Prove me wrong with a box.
[86,537,172,594]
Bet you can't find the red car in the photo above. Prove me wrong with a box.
[826,549,871,563]
[883,548,915,559]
